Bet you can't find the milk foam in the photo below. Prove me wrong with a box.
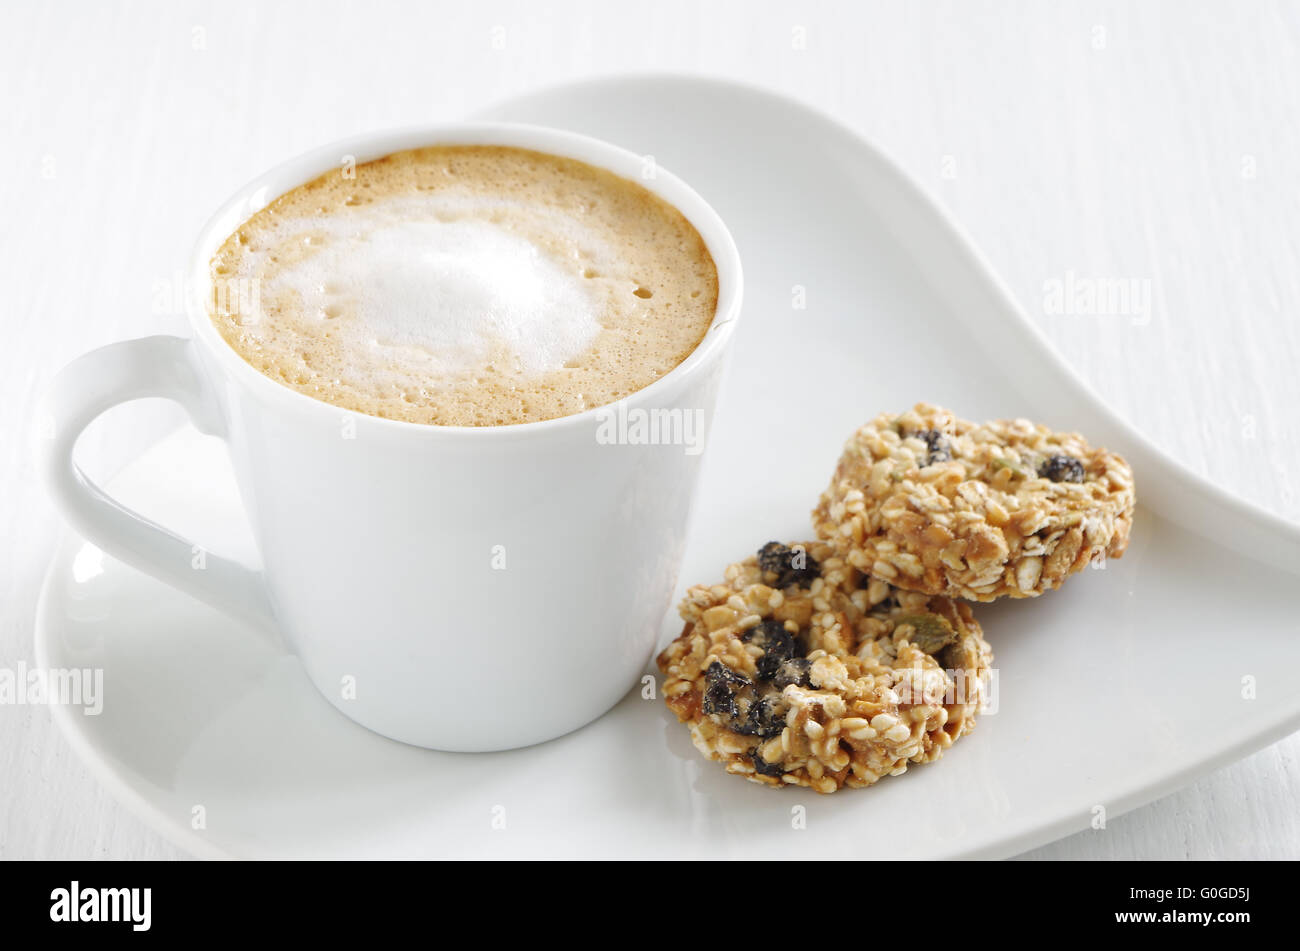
[259,198,603,379]
[209,145,719,426]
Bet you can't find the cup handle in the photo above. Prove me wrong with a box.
[36,335,277,636]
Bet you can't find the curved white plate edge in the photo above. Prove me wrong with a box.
[957,706,1300,860]
[33,435,1300,861]
[29,72,1300,862]
[32,577,236,861]
[477,72,1300,565]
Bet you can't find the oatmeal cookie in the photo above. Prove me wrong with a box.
[812,404,1135,601]
[656,540,992,793]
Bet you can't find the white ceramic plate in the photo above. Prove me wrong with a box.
[37,75,1300,859]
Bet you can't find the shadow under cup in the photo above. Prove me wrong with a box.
[170,123,744,751]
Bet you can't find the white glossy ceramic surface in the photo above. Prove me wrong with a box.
[36,75,1300,859]
[36,122,742,752]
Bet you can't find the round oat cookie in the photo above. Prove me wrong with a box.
[812,403,1135,601]
[655,540,992,794]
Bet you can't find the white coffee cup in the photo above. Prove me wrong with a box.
[37,123,742,752]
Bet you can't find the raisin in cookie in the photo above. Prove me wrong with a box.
[812,403,1135,601]
[656,540,992,793]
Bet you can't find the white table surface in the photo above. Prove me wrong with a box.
[3,0,1298,861]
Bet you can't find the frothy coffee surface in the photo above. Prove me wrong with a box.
[209,145,719,426]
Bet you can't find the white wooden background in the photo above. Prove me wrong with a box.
[3,0,1298,860]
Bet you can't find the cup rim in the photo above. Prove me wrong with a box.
[186,121,742,437]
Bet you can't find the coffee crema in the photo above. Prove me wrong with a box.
[208,145,719,426]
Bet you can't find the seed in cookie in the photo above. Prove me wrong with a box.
[735,695,788,738]
[702,661,748,717]
[1038,453,1085,484]
[744,619,800,680]
[750,749,785,777]
[756,540,821,588]
[657,540,993,793]
[743,618,798,655]
[894,613,957,655]
[812,403,1135,601]
[918,429,953,466]
[770,656,813,689]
